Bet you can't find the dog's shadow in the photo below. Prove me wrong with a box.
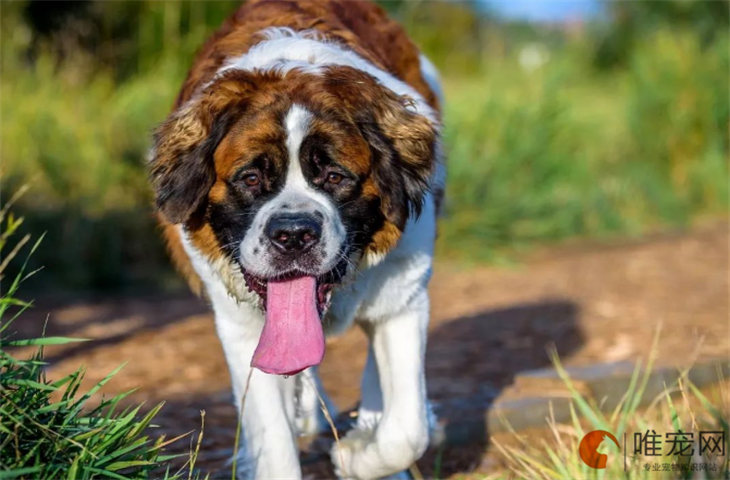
[418,299,582,476]
[303,299,582,478]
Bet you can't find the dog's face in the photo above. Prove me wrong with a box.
[209,101,365,311]
[150,67,437,310]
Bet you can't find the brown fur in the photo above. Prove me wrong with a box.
[175,0,439,110]
[154,1,439,294]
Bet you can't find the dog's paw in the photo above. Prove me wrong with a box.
[331,428,375,479]
[331,426,427,480]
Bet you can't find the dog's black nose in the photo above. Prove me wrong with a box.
[265,213,322,253]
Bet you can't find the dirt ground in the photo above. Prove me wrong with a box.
[12,222,729,478]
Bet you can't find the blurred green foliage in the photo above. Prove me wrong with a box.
[434,21,728,261]
[1,1,727,287]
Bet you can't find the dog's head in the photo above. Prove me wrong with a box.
[150,67,437,374]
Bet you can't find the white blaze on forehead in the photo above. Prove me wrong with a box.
[283,104,312,191]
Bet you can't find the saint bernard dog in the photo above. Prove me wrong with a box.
[149,1,444,478]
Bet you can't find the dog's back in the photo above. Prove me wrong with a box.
[175,0,440,109]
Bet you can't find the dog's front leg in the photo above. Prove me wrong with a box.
[213,299,300,480]
[332,290,430,479]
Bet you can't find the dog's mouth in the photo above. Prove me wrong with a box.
[241,261,347,376]
[242,268,341,315]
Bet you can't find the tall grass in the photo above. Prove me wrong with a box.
[0,197,205,479]
[493,341,729,479]
[1,3,727,285]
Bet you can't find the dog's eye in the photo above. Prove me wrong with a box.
[242,173,260,187]
[326,172,343,185]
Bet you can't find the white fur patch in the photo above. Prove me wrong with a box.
[283,104,312,190]
[217,27,436,123]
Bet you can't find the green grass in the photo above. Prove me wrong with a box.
[1,3,727,286]
[0,198,206,479]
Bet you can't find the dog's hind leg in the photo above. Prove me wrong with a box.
[354,342,383,432]
[295,366,338,436]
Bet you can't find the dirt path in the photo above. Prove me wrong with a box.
[14,222,729,477]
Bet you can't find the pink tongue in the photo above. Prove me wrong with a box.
[251,276,325,375]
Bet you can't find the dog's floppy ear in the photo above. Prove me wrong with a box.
[321,66,438,231]
[149,73,254,224]
[358,95,438,230]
